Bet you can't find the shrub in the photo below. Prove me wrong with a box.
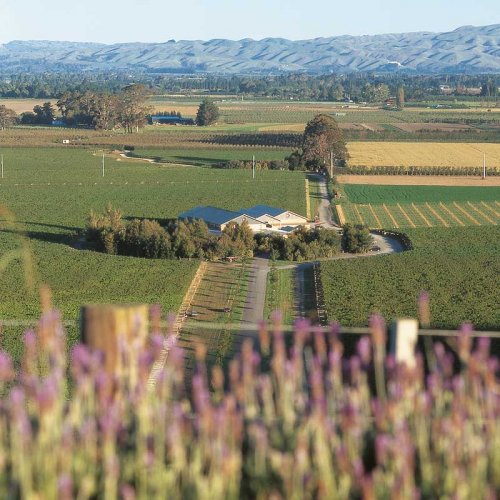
[342,223,373,253]
[258,227,341,261]
[85,207,255,260]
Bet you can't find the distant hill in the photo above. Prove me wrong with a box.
[0,25,499,74]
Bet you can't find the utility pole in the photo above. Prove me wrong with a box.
[252,155,256,180]
[330,151,334,178]
[102,153,105,177]
[1,154,3,179]
[482,153,486,179]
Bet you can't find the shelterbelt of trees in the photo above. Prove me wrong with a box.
[0,72,497,101]
[85,206,370,262]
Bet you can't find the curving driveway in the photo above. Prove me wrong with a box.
[239,174,407,332]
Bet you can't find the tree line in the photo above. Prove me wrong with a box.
[86,206,255,260]
[55,84,151,132]
[86,206,373,262]
[1,91,220,132]
[0,85,151,132]
[1,72,497,101]
[1,85,152,132]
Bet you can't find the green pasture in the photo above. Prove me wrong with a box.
[132,147,292,166]
[342,184,500,205]
[0,147,307,358]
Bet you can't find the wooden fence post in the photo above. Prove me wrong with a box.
[390,318,419,368]
[80,304,149,378]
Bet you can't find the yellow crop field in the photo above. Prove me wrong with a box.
[0,98,58,113]
[347,142,500,168]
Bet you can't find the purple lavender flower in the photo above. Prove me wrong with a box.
[58,474,73,500]
[356,336,372,366]
[121,485,136,500]
[0,351,14,382]
[35,376,59,414]
[369,313,386,347]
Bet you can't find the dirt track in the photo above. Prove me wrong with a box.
[337,175,500,187]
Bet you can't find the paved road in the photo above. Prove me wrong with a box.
[311,173,336,228]
[238,175,406,335]
[312,173,405,255]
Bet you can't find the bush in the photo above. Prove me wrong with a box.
[120,219,172,258]
[342,223,373,253]
[257,227,341,261]
[85,206,255,260]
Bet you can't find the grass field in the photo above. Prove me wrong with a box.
[307,174,324,220]
[321,227,500,330]
[342,185,500,204]
[131,146,290,166]
[177,261,251,377]
[337,184,499,228]
[0,148,306,358]
[348,142,500,168]
[264,266,295,325]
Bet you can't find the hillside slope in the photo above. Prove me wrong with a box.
[0,24,499,74]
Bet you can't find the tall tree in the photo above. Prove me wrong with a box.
[195,99,220,126]
[92,93,119,130]
[117,84,151,133]
[32,102,55,125]
[0,106,17,130]
[396,86,405,110]
[301,114,348,170]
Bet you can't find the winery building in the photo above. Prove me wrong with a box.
[178,205,308,233]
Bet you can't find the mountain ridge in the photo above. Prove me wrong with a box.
[1,24,499,74]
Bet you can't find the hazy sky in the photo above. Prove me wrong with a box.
[0,0,497,43]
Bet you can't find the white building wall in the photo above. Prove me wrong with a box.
[221,215,267,232]
[275,212,308,226]
[253,214,281,227]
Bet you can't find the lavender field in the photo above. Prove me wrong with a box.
[0,305,497,498]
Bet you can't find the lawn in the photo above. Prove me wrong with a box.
[264,266,295,325]
[320,227,500,330]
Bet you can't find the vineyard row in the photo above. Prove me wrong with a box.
[338,201,499,228]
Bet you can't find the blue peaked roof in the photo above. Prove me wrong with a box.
[178,206,241,225]
[239,205,287,218]
[179,205,306,227]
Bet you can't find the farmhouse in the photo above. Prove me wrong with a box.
[178,205,309,233]
[178,206,267,232]
[239,205,308,228]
